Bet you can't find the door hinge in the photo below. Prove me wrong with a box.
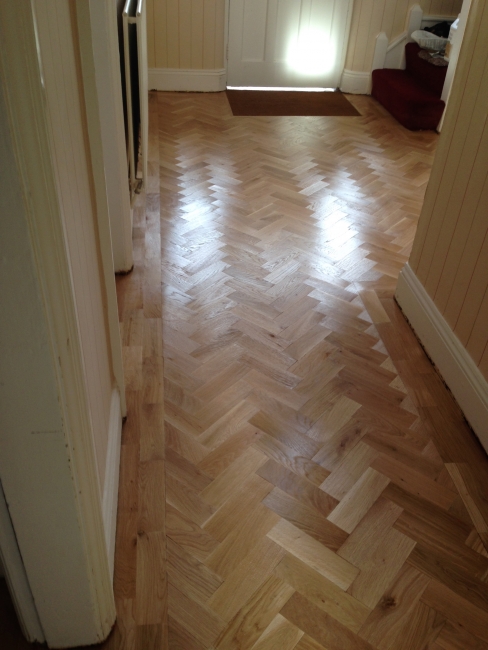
[226,43,229,60]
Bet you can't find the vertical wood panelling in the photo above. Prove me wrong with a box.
[145,0,224,70]
[350,0,374,71]
[456,232,488,351]
[465,275,488,364]
[154,0,168,68]
[214,0,225,68]
[391,0,410,41]
[146,0,227,70]
[191,0,204,68]
[434,123,488,320]
[179,0,193,68]
[166,0,180,67]
[147,0,156,68]
[421,85,488,298]
[380,0,398,47]
[36,0,114,488]
[203,0,217,68]
[344,0,462,72]
[408,0,488,381]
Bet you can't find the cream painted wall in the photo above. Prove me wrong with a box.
[408,0,488,380]
[146,0,226,69]
[345,0,463,73]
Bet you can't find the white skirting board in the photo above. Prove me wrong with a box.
[340,70,371,95]
[396,264,488,452]
[102,389,123,581]
[148,68,227,92]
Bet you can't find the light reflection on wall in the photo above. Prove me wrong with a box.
[287,28,336,76]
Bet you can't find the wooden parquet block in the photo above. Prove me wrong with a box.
[105,91,488,650]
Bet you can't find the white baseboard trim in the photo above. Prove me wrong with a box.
[102,389,123,580]
[396,263,488,452]
[148,68,227,92]
[340,70,371,95]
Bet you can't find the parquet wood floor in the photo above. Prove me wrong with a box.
[0,93,488,650]
[98,92,488,649]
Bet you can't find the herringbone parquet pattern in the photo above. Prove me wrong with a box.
[112,92,488,650]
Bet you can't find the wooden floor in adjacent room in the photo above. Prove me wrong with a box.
[109,92,488,650]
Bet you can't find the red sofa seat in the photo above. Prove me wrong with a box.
[372,43,447,131]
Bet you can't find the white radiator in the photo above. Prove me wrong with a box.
[123,0,148,200]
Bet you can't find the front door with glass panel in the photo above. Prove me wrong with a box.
[227,0,353,88]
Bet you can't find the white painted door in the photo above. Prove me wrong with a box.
[227,0,353,88]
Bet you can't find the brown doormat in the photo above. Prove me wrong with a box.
[226,89,360,117]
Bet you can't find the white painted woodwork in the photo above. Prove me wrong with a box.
[340,70,371,95]
[372,32,389,73]
[0,1,122,645]
[397,265,488,451]
[227,0,353,88]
